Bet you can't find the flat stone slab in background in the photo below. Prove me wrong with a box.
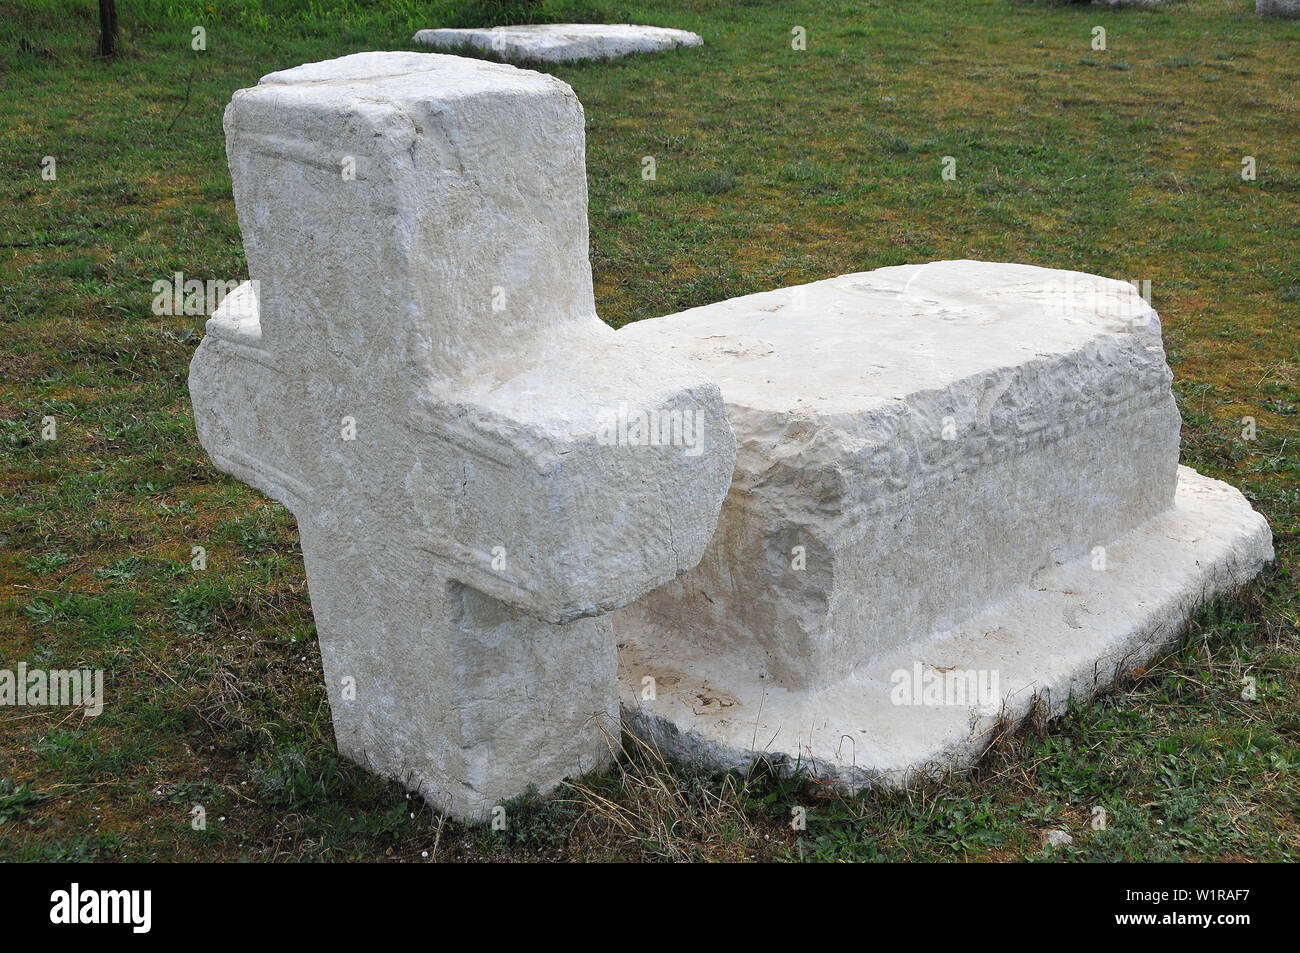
[413,23,703,63]
[1257,0,1300,16]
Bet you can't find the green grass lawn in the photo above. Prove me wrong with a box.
[1,0,1296,861]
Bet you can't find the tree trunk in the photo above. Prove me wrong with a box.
[98,0,118,57]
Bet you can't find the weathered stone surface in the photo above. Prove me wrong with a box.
[1257,0,1300,16]
[616,262,1182,688]
[413,23,703,63]
[191,52,1274,815]
[189,52,734,819]
[613,262,1274,788]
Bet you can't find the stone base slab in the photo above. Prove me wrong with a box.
[617,466,1274,789]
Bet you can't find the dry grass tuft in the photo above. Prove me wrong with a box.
[564,729,764,862]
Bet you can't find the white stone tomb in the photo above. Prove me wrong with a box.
[613,264,1273,786]
[191,52,1274,817]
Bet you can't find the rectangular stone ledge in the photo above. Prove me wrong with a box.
[616,466,1275,789]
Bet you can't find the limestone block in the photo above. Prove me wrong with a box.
[189,52,734,819]
[413,24,703,63]
[614,262,1274,787]
[616,261,1182,689]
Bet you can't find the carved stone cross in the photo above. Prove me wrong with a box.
[190,52,735,818]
